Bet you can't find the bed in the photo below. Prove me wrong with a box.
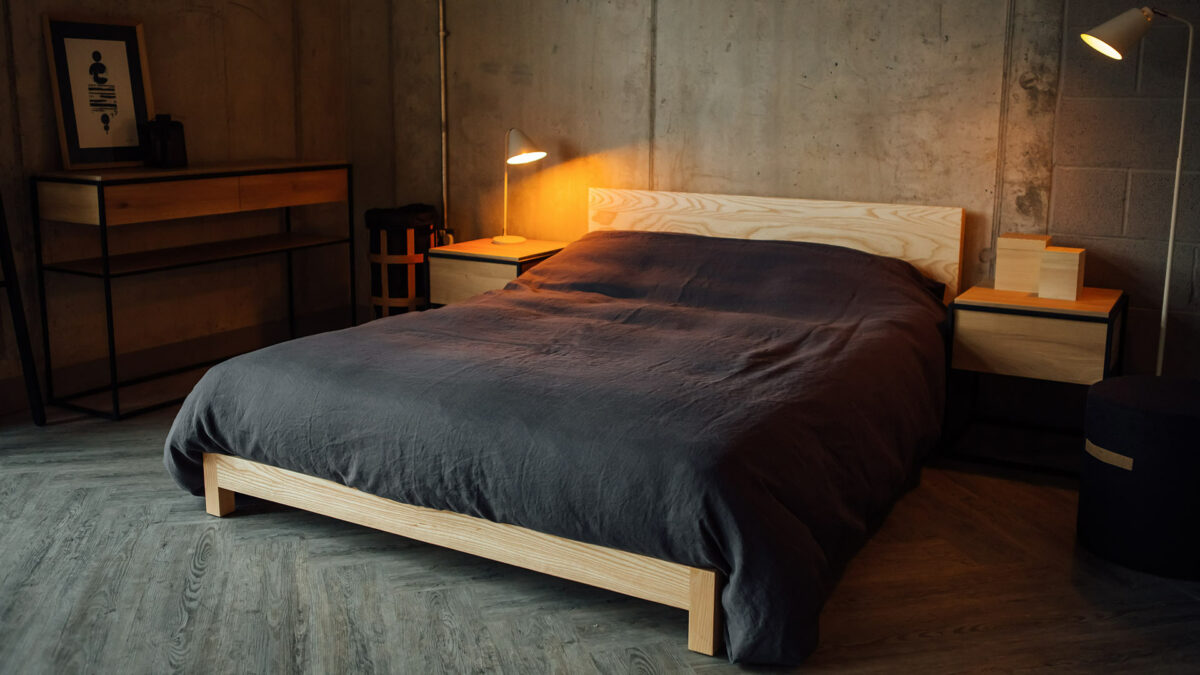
[165,188,965,665]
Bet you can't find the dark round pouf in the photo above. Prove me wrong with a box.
[1077,375,1200,579]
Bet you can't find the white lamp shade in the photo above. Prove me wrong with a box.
[1082,7,1153,60]
[506,128,547,164]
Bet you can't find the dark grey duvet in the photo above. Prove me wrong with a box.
[165,230,947,665]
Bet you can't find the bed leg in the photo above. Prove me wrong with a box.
[202,453,235,517]
[687,568,722,656]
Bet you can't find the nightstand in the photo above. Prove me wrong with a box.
[427,238,567,305]
[951,285,1127,385]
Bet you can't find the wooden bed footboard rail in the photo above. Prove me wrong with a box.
[201,453,723,656]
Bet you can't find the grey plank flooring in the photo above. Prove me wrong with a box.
[2,409,1199,674]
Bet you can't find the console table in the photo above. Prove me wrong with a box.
[31,160,355,420]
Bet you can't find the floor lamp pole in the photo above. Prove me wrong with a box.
[1156,10,1193,376]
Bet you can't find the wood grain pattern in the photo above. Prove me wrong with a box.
[952,309,1109,385]
[954,286,1121,318]
[428,257,518,305]
[203,454,234,516]
[994,233,1050,293]
[429,238,567,263]
[36,165,351,228]
[238,168,349,211]
[687,569,721,656]
[5,410,1200,672]
[103,178,241,226]
[35,182,100,225]
[588,188,965,300]
[204,453,710,618]
[1038,247,1085,301]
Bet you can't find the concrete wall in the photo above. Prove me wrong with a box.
[446,0,1019,280]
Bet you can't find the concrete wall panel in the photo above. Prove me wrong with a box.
[654,0,1008,285]
[392,0,441,209]
[445,0,652,244]
[991,0,1062,255]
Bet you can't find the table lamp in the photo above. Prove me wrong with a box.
[494,128,547,245]
[1081,7,1193,375]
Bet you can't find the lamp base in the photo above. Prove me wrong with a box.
[491,234,527,245]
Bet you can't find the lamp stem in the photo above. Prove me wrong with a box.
[438,0,449,235]
[503,128,510,239]
[1155,11,1192,376]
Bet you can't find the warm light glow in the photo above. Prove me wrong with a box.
[507,151,547,165]
[484,144,638,244]
[1082,33,1124,60]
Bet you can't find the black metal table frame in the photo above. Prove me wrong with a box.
[30,163,356,421]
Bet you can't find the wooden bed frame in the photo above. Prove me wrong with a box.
[202,188,965,657]
[588,188,965,301]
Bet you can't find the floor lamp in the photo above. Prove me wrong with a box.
[1082,7,1193,375]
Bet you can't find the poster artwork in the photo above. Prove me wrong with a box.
[63,37,138,149]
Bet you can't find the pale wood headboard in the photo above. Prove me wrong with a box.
[588,188,966,301]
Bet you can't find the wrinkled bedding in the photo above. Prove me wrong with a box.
[165,230,947,664]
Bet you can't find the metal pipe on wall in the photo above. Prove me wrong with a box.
[438,0,449,237]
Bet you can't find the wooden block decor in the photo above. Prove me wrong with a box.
[1039,247,1086,301]
[995,233,1051,293]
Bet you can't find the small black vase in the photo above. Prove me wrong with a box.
[138,114,188,168]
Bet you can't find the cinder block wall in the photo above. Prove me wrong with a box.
[1049,0,1199,375]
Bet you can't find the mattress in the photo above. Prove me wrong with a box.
[164,229,948,664]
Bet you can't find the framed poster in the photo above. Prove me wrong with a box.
[43,17,155,169]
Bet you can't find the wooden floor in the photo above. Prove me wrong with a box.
[2,409,1198,674]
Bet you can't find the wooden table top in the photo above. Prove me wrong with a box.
[954,285,1123,318]
[36,159,349,184]
[429,237,569,263]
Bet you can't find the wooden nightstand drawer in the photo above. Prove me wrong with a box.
[429,257,522,305]
[952,310,1109,385]
[428,238,567,305]
[950,285,1125,386]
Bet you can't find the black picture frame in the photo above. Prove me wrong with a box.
[43,17,155,169]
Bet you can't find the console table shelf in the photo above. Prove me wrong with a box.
[32,160,355,420]
[45,232,350,278]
